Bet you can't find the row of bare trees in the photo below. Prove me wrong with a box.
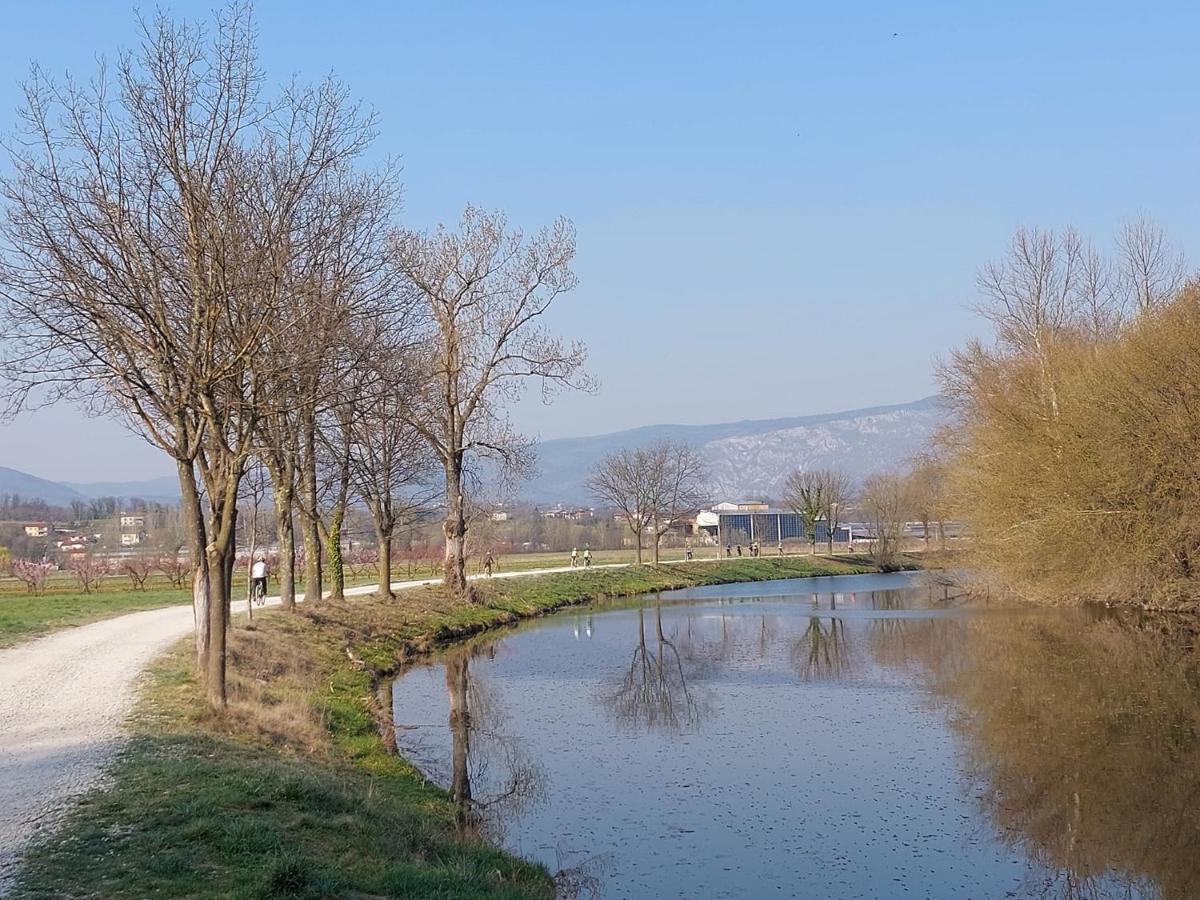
[586,440,708,564]
[0,5,589,707]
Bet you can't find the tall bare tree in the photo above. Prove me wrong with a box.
[393,206,590,594]
[861,471,912,570]
[645,441,708,565]
[819,468,852,554]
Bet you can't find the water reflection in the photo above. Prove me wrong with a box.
[603,605,708,732]
[440,643,543,839]
[394,575,1200,899]
[936,612,1200,900]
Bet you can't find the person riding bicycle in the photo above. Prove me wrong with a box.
[251,556,268,604]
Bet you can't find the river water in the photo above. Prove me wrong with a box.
[392,572,1199,899]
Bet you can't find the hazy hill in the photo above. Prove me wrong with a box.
[523,396,945,504]
[0,466,84,507]
[0,397,945,508]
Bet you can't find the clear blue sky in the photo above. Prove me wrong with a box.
[1,1,1198,482]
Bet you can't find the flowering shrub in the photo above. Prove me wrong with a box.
[11,559,55,595]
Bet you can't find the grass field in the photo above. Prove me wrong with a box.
[0,570,382,648]
[10,555,910,899]
[0,543,870,647]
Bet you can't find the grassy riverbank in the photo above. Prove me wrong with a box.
[11,555,910,899]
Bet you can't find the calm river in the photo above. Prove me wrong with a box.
[392,572,1198,899]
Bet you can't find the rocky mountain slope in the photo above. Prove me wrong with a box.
[523,396,945,504]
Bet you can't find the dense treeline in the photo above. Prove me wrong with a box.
[942,224,1198,604]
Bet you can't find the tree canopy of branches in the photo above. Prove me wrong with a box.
[342,351,437,599]
[860,471,912,570]
[393,206,591,595]
[783,467,848,553]
[587,440,707,565]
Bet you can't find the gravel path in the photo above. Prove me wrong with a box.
[0,562,628,894]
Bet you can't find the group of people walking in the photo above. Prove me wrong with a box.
[725,540,785,558]
[570,547,593,568]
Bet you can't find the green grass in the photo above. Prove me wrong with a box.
[11,649,551,900]
[0,586,191,648]
[10,554,921,899]
[0,570,378,648]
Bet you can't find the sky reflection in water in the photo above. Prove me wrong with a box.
[393,572,1198,899]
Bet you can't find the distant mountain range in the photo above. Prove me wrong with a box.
[523,396,946,504]
[0,396,946,509]
[0,465,180,507]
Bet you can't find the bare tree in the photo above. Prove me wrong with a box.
[393,206,590,594]
[860,471,912,570]
[122,556,153,591]
[645,441,708,565]
[819,469,852,554]
[345,382,436,598]
[975,227,1087,420]
[1116,218,1186,314]
[783,469,825,553]
[587,448,654,564]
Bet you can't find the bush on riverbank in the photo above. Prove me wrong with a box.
[10,555,908,898]
[945,274,1200,607]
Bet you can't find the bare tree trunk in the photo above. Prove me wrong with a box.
[300,420,322,601]
[633,529,644,565]
[446,653,473,832]
[206,540,229,709]
[325,423,352,600]
[377,525,394,600]
[273,484,296,610]
[177,459,210,675]
[246,493,258,623]
[443,455,468,594]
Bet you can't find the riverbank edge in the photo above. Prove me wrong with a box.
[10,555,925,899]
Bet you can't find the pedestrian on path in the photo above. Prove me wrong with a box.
[583,547,592,568]
[483,552,495,577]
[571,547,578,567]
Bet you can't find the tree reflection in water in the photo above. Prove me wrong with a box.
[442,643,544,839]
[791,593,855,681]
[603,605,708,731]
[879,608,1200,900]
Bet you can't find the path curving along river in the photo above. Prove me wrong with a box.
[0,562,620,895]
[393,572,1198,900]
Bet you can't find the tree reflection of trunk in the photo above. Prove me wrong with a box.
[794,615,853,680]
[445,652,478,836]
[604,605,704,731]
[441,644,543,840]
